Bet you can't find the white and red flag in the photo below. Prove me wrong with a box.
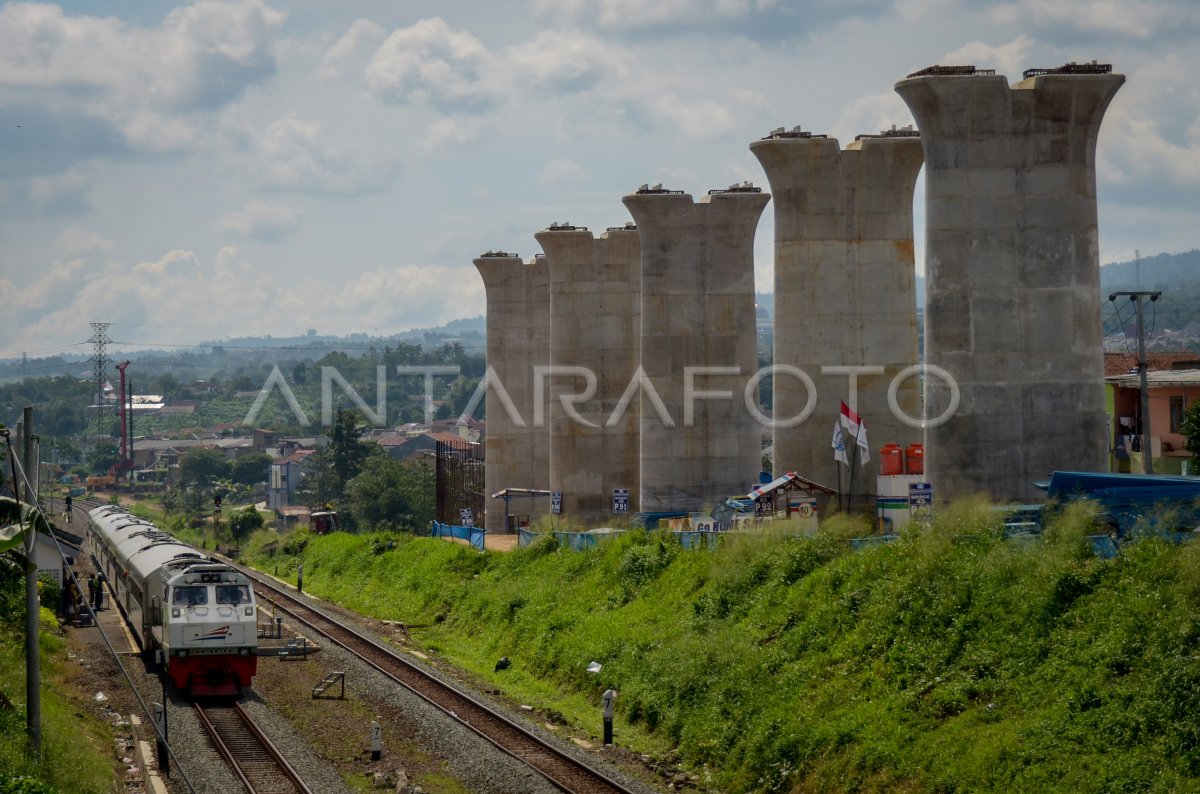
[839,401,870,464]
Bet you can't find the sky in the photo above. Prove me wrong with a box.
[1,0,1198,360]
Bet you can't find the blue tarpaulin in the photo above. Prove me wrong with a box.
[431,521,486,551]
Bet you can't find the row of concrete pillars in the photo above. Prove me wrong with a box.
[474,63,1125,531]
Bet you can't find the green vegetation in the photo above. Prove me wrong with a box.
[0,559,115,793]
[345,456,434,532]
[245,503,1200,792]
[1182,400,1200,468]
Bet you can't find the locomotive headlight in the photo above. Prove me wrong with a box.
[171,608,181,618]
[244,607,253,616]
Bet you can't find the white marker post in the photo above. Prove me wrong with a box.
[370,720,382,761]
[601,689,616,746]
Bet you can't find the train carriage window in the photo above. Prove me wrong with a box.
[216,585,251,605]
[172,586,208,606]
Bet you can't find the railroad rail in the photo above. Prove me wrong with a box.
[195,701,313,794]
[244,568,639,794]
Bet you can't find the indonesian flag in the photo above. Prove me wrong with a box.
[840,401,870,464]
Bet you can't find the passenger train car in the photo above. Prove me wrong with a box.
[88,505,258,696]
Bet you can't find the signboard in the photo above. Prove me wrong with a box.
[909,482,932,519]
[612,488,630,515]
[551,491,562,515]
[459,507,474,527]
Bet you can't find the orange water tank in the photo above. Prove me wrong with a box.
[880,443,904,476]
[905,443,925,475]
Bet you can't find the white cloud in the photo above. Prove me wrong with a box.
[532,0,776,28]
[419,118,483,153]
[942,34,1035,80]
[988,0,1200,40]
[132,249,199,278]
[539,158,590,191]
[1,169,93,218]
[215,200,303,240]
[1,233,484,350]
[829,91,916,144]
[318,18,385,79]
[1097,104,1200,189]
[505,30,630,91]
[246,112,400,193]
[0,1,285,130]
[118,111,205,154]
[363,17,495,111]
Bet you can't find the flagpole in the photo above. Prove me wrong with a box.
[837,460,843,513]
[847,425,861,514]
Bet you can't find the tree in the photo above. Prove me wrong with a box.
[161,488,180,515]
[178,447,231,489]
[295,446,337,510]
[329,408,371,494]
[1182,400,1200,469]
[229,506,265,544]
[229,453,272,486]
[346,457,434,531]
[85,440,120,476]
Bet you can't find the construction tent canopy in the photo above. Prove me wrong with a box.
[490,488,553,499]
[746,471,836,500]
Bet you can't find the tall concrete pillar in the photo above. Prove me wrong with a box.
[536,222,641,526]
[896,63,1124,500]
[623,185,769,514]
[751,127,924,505]
[472,251,551,531]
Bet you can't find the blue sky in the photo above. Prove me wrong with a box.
[1,0,1198,358]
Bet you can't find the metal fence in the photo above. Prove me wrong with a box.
[435,437,484,528]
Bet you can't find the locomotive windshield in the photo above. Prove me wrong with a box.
[172,586,208,606]
[216,585,251,605]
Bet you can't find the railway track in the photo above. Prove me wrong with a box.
[195,701,314,794]
[244,568,639,794]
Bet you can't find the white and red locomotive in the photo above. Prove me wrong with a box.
[88,505,258,696]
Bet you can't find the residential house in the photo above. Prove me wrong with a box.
[1104,352,1200,474]
[269,449,315,510]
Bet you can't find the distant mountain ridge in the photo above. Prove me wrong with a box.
[1099,249,1200,289]
[758,250,1200,316]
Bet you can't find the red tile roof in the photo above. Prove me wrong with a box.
[1104,351,1200,377]
[274,449,314,465]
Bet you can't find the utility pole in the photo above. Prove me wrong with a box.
[21,406,41,754]
[1111,290,1162,474]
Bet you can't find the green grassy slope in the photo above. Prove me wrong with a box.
[246,503,1200,792]
[0,610,115,793]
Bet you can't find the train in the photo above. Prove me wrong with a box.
[87,505,258,697]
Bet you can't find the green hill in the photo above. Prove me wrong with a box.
[1101,249,1200,290]
[248,504,1200,792]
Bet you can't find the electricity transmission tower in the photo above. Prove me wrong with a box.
[89,322,111,442]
